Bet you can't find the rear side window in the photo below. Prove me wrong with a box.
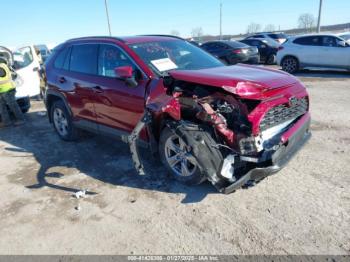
[202,43,217,49]
[293,36,321,46]
[249,40,261,46]
[268,33,287,39]
[54,47,69,69]
[70,44,98,74]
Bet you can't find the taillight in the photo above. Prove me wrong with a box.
[233,49,242,54]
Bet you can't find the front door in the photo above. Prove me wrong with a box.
[93,43,147,134]
[13,46,41,97]
[319,36,350,68]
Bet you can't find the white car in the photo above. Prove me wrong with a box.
[277,34,350,74]
[0,46,31,113]
[337,32,350,44]
[13,45,42,98]
[245,32,288,44]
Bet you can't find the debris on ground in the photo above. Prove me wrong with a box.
[74,190,87,199]
[37,111,47,116]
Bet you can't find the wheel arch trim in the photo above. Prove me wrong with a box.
[45,90,73,122]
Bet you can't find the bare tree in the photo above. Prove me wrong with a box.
[264,24,276,32]
[246,23,261,34]
[298,13,316,32]
[170,30,180,37]
[191,27,204,39]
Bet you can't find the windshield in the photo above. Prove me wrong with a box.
[129,40,224,75]
[13,46,33,70]
[340,34,350,41]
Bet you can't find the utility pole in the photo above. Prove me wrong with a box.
[104,0,112,36]
[220,2,222,40]
[317,0,323,33]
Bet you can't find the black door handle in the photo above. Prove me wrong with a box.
[92,85,103,93]
[59,77,66,83]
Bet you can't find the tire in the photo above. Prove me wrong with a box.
[281,56,299,74]
[21,108,29,114]
[159,127,206,185]
[266,54,276,65]
[51,100,78,141]
[220,57,230,65]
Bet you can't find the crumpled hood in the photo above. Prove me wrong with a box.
[169,64,299,96]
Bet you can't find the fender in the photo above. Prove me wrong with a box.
[45,89,73,122]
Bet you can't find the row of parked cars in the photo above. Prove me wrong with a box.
[197,31,350,74]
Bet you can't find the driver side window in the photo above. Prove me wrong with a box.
[98,44,135,78]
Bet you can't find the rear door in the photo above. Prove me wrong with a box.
[293,36,322,66]
[93,43,148,134]
[13,46,41,97]
[53,44,100,130]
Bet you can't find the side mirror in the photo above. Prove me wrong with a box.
[114,66,133,79]
[114,66,138,88]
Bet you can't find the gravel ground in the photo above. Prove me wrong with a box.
[0,69,349,255]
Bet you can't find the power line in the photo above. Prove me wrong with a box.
[317,0,323,33]
[104,0,112,36]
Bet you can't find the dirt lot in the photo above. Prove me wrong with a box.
[0,69,349,255]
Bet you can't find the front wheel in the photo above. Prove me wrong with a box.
[159,127,206,185]
[51,100,78,141]
[281,56,299,74]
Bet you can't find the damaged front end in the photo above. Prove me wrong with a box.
[129,73,311,194]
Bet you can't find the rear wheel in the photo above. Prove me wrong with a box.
[281,56,299,74]
[159,127,206,185]
[51,100,78,141]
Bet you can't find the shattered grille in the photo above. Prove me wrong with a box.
[260,97,308,131]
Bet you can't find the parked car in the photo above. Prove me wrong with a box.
[240,38,279,64]
[0,46,31,113]
[337,32,350,43]
[35,44,51,62]
[277,34,350,73]
[201,40,259,65]
[13,45,42,98]
[44,35,311,193]
[245,32,288,44]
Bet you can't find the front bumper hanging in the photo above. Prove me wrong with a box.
[221,114,311,194]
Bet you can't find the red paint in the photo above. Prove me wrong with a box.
[46,36,310,150]
[114,66,133,79]
[281,112,311,143]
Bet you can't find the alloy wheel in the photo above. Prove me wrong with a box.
[282,57,298,73]
[53,108,69,137]
[164,134,197,177]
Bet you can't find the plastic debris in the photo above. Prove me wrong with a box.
[37,111,47,116]
[74,190,87,199]
[75,205,81,211]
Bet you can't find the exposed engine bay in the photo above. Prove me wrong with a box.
[129,76,311,193]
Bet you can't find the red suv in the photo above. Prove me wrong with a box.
[44,35,311,194]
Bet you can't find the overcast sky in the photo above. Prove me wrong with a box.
[2,0,350,47]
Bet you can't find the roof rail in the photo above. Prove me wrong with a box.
[67,36,126,43]
[138,34,185,40]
